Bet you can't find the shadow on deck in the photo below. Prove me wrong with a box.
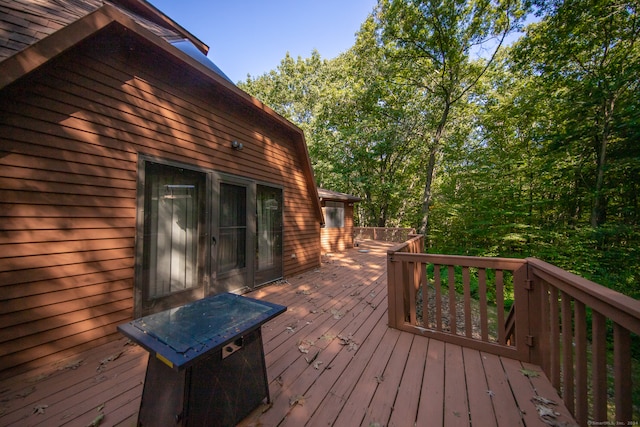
[0,241,576,426]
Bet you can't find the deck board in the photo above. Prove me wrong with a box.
[0,241,577,427]
[387,334,428,427]
[463,347,496,426]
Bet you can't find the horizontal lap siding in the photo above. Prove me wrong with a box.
[0,30,320,375]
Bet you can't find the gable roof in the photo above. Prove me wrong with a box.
[318,188,362,203]
[0,0,323,224]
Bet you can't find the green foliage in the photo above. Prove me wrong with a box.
[239,0,639,300]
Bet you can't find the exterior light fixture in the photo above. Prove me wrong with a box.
[231,140,243,150]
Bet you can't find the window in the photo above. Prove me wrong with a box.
[324,201,344,228]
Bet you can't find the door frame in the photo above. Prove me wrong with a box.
[134,156,285,317]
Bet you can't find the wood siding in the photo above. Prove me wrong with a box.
[321,204,355,254]
[0,27,321,376]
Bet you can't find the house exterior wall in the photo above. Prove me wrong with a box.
[0,29,321,375]
[321,203,355,254]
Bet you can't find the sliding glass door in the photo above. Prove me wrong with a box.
[136,159,284,315]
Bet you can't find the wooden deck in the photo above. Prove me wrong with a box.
[0,241,577,426]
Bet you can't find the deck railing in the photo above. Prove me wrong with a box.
[354,227,417,243]
[387,235,640,425]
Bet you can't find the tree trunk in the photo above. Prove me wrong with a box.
[590,96,615,228]
[419,102,450,241]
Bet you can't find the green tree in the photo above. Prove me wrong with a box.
[513,0,640,227]
[316,18,426,227]
[373,0,527,242]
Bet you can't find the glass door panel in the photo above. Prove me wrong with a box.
[256,185,283,285]
[213,180,252,294]
[140,162,207,315]
[218,183,247,273]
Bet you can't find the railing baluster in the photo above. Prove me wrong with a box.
[448,265,457,335]
[421,262,429,329]
[478,268,488,342]
[561,292,574,414]
[496,270,505,345]
[539,281,551,376]
[591,311,607,422]
[408,261,417,325]
[574,300,587,425]
[614,323,632,423]
[463,267,472,338]
[435,265,442,332]
[550,286,560,391]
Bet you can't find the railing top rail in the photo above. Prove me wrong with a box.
[389,251,527,270]
[387,234,423,254]
[527,257,640,335]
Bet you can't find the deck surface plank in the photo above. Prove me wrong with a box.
[387,334,429,427]
[0,241,577,427]
[444,342,470,427]
[462,346,497,426]
[416,337,446,426]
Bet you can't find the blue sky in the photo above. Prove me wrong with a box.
[148,0,378,83]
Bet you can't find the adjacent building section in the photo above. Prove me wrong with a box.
[318,188,361,254]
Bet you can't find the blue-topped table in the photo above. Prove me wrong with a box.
[118,293,286,426]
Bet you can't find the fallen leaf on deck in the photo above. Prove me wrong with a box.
[296,290,312,295]
[297,339,314,354]
[86,413,104,427]
[319,333,336,341]
[532,396,557,406]
[29,373,52,383]
[313,361,323,370]
[337,334,359,351]
[536,404,558,418]
[33,404,48,415]
[275,376,283,386]
[58,359,83,370]
[331,309,345,320]
[289,395,306,407]
[487,390,495,397]
[375,375,384,383]
[305,352,319,364]
[520,368,540,378]
[97,351,124,373]
[531,396,564,426]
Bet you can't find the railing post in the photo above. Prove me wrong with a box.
[523,260,543,365]
[387,250,406,329]
[387,250,398,329]
[513,262,531,362]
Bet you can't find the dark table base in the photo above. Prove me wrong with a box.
[138,328,268,426]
